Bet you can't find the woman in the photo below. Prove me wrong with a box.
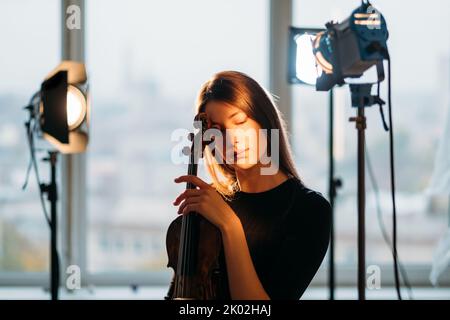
[171,71,331,300]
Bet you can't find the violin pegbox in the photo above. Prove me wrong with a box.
[194,112,210,135]
[193,112,214,158]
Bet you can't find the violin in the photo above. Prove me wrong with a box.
[165,112,230,300]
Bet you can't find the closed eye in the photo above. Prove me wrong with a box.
[235,117,248,125]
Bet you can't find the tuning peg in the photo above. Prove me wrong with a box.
[187,132,194,141]
[207,136,215,145]
[193,112,208,129]
[193,122,201,129]
[182,146,191,156]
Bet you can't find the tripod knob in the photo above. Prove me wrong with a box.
[334,178,343,189]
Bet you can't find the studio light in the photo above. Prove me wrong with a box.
[289,1,389,91]
[39,60,89,153]
[313,2,389,91]
[22,60,89,300]
[288,1,400,301]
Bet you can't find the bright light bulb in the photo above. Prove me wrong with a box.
[295,34,322,85]
[66,85,86,130]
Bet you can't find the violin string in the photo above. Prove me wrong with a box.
[182,143,195,296]
[180,210,186,296]
[178,128,203,298]
[182,153,192,297]
[186,158,196,295]
[177,214,184,296]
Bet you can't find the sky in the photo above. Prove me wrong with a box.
[0,0,448,100]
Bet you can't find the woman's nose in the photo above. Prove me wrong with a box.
[224,130,237,146]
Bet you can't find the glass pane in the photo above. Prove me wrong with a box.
[86,0,269,272]
[292,0,450,274]
[0,0,59,272]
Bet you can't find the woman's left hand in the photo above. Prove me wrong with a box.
[173,175,238,231]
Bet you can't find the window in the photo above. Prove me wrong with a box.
[4,0,446,291]
[0,0,59,274]
[86,0,269,274]
[292,0,450,282]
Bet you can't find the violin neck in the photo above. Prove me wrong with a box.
[176,141,201,279]
[186,142,199,189]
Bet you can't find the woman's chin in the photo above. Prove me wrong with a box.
[230,161,259,171]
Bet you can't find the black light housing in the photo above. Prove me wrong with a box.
[39,61,89,153]
[313,1,389,91]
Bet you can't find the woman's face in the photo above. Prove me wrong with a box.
[204,100,265,171]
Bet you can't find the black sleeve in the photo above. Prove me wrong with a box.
[263,192,331,300]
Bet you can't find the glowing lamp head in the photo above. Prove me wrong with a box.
[295,33,323,85]
[66,85,87,130]
[288,27,325,86]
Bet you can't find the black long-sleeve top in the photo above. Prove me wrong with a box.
[222,175,331,300]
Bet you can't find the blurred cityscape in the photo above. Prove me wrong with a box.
[0,0,449,285]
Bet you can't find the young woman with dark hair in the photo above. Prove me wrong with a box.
[171,71,331,300]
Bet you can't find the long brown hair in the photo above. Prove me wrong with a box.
[196,71,301,198]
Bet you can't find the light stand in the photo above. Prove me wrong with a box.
[348,83,385,300]
[328,89,335,300]
[289,1,392,301]
[39,151,60,300]
[328,89,343,300]
[22,61,88,300]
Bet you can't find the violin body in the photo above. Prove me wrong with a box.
[165,214,230,300]
[164,112,230,300]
